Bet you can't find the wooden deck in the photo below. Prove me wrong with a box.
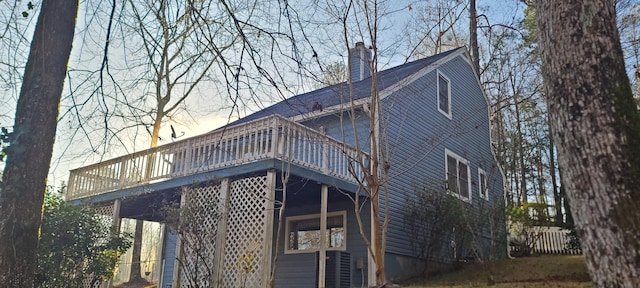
[67,115,366,200]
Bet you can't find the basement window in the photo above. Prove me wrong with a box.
[285,211,346,254]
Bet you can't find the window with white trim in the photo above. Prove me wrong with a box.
[437,71,451,118]
[285,211,346,254]
[445,149,471,201]
[478,168,488,200]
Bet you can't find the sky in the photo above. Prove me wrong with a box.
[0,0,526,188]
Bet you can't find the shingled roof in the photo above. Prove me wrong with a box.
[224,47,464,127]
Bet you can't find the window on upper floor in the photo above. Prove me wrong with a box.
[445,149,470,201]
[478,168,488,200]
[437,71,451,118]
[285,211,346,254]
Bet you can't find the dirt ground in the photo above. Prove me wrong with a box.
[112,279,157,288]
[406,255,593,287]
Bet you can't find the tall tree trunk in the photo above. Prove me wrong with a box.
[129,220,144,282]
[548,115,563,225]
[368,49,387,286]
[537,0,640,286]
[0,1,78,286]
[469,0,480,74]
[559,166,573,226]
[513,93,527,204]
[130,109,165,283]
[535,153,549,220]
[511,140,520,205]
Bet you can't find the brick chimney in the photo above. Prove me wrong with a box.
[349,42,372,81]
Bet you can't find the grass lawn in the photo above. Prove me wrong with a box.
[406,255,593,287]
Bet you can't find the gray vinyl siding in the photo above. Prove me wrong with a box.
[161,231,178,288]
[301,109,372,154]
[380,54,504,259]
[272,194,370,288]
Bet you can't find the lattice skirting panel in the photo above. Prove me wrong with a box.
[178,185,221,287]
[83,203,116,288]
[80,173,276,288]
[173,173,275,288]
[93,202,115,228]
[220,175,272,288]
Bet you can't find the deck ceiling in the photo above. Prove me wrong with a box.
[112,171,357,223]
[118,189,181,222]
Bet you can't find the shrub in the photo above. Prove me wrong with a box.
[36,192,131,288]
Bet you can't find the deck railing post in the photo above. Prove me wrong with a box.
[144,151,157,183]
[272,116,281,159]
[183,139,192,176]
[322,130,329,174]
[67,172,77,200]
[119,158,128,189]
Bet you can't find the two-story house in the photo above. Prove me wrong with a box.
[66,43,505,288]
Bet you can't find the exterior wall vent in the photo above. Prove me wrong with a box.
[317,251,352,288]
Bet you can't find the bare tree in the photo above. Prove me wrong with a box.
[0,0,78,286]
[123,0,239,148]
[343,10,391,288]
[0,1,36,126]
[117,0,240,282]
[618,1,640,102]
[53,0,314,170]
[537,0,640,286]
[404,0,468,61]
[321,1,396,284]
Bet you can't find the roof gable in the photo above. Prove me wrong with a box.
[223,47,465,128]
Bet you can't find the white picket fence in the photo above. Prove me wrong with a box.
[511,226,582,255]
[535,226,581,254]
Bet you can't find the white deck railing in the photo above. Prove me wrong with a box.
[67,115,367,200]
